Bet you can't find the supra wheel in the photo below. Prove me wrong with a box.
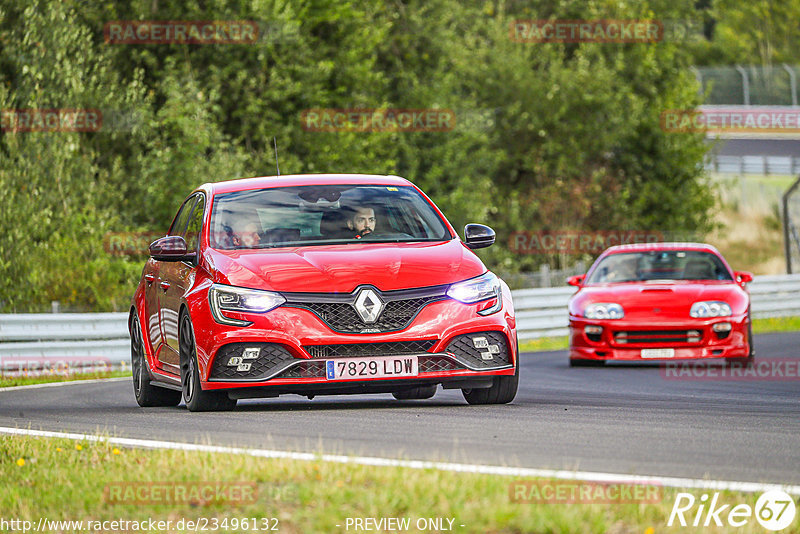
[130,313,181,407]
[462,358,519,405]
[726,319,754,368]
[569,358,606,367]
[179,312,237,412]
[392,385,437,400]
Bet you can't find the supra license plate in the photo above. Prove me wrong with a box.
[640,348,675,359]
[325,356,419,381]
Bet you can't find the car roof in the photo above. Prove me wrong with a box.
[201,174,412,195]
[602,242,722,255]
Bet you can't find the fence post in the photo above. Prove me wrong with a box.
[539,264,551,288]
[735,65,750,105]
[783,64,798,107]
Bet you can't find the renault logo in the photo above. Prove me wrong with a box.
[353,288,384,323]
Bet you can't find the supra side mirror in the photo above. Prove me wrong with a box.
[149,236,196,263]
[734,271,754,284]
[567,274,586,287]
[464,224,496,249]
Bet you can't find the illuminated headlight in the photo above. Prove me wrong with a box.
[209,284,285,326]
[690,301,732,318]
[446,272,502,315]
[584,303,625,320]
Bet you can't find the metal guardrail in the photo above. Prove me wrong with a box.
[705,155,800,175]
[1,274,799,370]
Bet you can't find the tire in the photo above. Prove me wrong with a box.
[462,357,519,405]
[569,358,606,367]
[179,312,237,412]
[130,313,181,407]
[726,319,754,368]
[392,385,437,400]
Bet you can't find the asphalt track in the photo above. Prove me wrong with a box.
[1,332,798,485]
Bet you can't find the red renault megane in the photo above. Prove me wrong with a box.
[567,243,754,367]
[129,174,518,411]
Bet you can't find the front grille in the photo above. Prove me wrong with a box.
[304,340,436,359]
[276,361,327,379]
[444,331,511,369]
[281,284,448,334]
[613,330,702,345]
[419,356,463,373]
[209,343,295,380]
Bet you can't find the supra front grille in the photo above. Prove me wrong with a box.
[444,331,511,369]
[304,340,437,359]
[276,361,327,379]
[281,284,448,334]
[209,343,296,380]
[419,356,463,373]
[613,330,702,345]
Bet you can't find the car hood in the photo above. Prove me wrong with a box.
[568,281,749,317]
[206,239,486,292]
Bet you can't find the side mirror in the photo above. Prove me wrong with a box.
[567,274,586,287]
[734,271,753,284]
[149,236,196,263]
[464,224,496,249]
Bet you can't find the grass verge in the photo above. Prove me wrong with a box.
[0,370,131,389]
[520,316,800,354]
[1,434,795,533]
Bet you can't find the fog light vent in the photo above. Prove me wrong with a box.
[687,330,702,343]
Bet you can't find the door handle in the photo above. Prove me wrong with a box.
[159,281,170,291]
[144,274,155,285]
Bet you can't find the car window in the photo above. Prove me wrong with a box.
[209,185,452,250]
[168,195,198,237]
[184,195,205,252]
[586,251,733,284]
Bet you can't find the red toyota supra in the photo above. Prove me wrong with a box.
[129,174,518,411]
[567,243,754,367]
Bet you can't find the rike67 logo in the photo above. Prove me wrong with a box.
[668,490,796,531]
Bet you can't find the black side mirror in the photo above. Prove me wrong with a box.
[149,236,197,263]
[464,224,496,249]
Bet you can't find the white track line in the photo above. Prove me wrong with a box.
[1,426,798,495]
[0,376,130,392]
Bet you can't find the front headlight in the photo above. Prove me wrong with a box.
[690,301,732,318]
[209,284,286,326]
[447,272,502,315]
[584,303,625,320]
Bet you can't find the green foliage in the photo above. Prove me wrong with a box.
[1,0,722,311]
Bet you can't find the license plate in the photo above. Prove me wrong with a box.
[640,348,675,359]
[325,356,419,381]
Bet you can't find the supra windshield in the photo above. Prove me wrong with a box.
[209,184,452,249]
[585,250,734,284]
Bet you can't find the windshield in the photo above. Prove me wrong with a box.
[585,250,733,284]
[209,184,452,249]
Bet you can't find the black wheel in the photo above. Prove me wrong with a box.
[392,385,437,400]
[179,312,237,412]
[569,358,606,367]
[462,359,519,405]
[726,319,754,368]
[130,313,181,407]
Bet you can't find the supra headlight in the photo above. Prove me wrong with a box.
[690,301,732,318]
[447,272,502,315]
[584,303,625,320]
[209,284,285,326]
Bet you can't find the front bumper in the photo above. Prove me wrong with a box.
[568,315,750,361]
[192,293,517,392]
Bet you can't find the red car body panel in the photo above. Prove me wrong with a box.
[131,174,517,398]
[568,243,752,362]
